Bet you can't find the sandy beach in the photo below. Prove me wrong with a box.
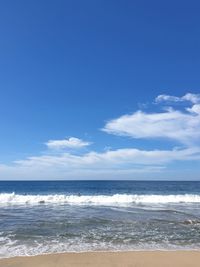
[0,251,200,267]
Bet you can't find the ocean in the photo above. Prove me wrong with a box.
[0,180,200,258]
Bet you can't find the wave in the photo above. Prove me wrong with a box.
[0,193,200,205]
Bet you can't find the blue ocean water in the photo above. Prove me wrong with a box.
[0,180,200,258]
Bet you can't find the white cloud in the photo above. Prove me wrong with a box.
[0,146,199,180]
[155,93,200,104]
[182,93,200,104]
[187,104,200,114]
[15,147,200,168]
[103,94,200,145]
[155,95,181,103]
[0,93,200,180]
[46,137,91,150]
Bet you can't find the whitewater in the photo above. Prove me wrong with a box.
[0,180,200,258]
[1,193,200,205]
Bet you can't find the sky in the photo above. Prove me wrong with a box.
[0,0,200,180]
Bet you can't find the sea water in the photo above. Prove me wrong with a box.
[0,180,200,258]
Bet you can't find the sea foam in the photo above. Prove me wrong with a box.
[0,193,200,205]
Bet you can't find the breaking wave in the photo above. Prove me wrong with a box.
[0,193,200,206]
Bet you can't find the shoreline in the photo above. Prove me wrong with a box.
[0,251,200,267]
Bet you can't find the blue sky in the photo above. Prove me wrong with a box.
[0,1,200,180]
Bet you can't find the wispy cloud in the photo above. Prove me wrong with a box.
[155,93,200,104]
[14,147,200,168]
[0,146,199,180]
[103,93,200,146]
[46,137,92,150]
[0,93,200,180]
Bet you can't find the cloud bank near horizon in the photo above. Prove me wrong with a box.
[0,93,200,180]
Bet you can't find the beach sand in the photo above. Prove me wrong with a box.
[0,251,200,267]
